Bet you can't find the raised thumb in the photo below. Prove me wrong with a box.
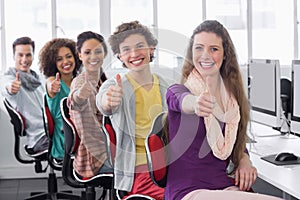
[116,74,122,87]
[55,72,60,81]
[16,72,20,81]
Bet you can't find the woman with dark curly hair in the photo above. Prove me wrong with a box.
[39,38,81,162]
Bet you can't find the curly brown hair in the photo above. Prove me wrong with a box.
[181,20,250,173]
[109,21,158,67]
[39,38,81,78]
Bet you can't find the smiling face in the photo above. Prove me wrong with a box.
[78,38,105,73]
[56,46,75,77]
[14,44,33,73]
[118,34,154,72]
[192,31,224,78]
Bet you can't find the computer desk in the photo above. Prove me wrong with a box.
[247,122,300,200]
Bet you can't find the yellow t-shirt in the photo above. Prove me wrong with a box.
[126,74,163,166]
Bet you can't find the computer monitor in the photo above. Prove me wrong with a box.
[291,60,300,135]
[248,59,281,129]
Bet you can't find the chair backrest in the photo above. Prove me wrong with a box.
[145,111,169,188]
[60,97,83,188]
[42,94,55,139]
[60,97,114,192]
[102,116,117,166]
[42,94,64,170]
[3,97,26,137]
[3,97,32,164]
[102,116,158,200]
[60,97,80,155]
[116,191,155,200]
[280,78,292,115]
[3,97,48,172]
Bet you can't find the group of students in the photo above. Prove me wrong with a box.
[1,20,283,200]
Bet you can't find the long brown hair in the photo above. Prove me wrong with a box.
[181,20,250,172]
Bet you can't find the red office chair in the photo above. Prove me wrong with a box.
[102,116,156,200]
[145,111,168,188]
[42,94,81,199]
[3,97,69,200]
[102,116,116,167]
[60,97,114,200]
[42,94,62,170]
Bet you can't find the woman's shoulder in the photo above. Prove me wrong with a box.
[168,83,187,90]
[166,83,190,98]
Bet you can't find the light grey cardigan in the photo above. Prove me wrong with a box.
[0,68,45,148]
[96,73,168,191]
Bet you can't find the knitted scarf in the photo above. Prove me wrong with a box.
[184,68,240,160]
[5,67,42,91]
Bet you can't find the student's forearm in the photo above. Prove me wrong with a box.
[182,94,197,114]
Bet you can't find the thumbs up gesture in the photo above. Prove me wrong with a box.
[7,72,21,94]
[102,74,123,111]
[194,76,216,117]
[46,72,61,98]
[50,72,61,93]
[77,71,93,100]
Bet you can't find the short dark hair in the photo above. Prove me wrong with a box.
[12,36,35,55]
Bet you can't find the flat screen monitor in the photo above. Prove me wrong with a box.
[291,60,300,135]
[248,59,281,128]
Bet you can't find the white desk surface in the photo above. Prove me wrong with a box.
[248,122,300,199]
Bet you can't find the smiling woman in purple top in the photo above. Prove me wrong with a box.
[165,20,260,200]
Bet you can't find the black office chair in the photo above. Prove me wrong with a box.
[42,94,81,200]
[102,116,157,200]
[3,97,54,200]
[145,111,168,188]
[280,78,292,134]
[280,78,292,118]
[60,97,114,200]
